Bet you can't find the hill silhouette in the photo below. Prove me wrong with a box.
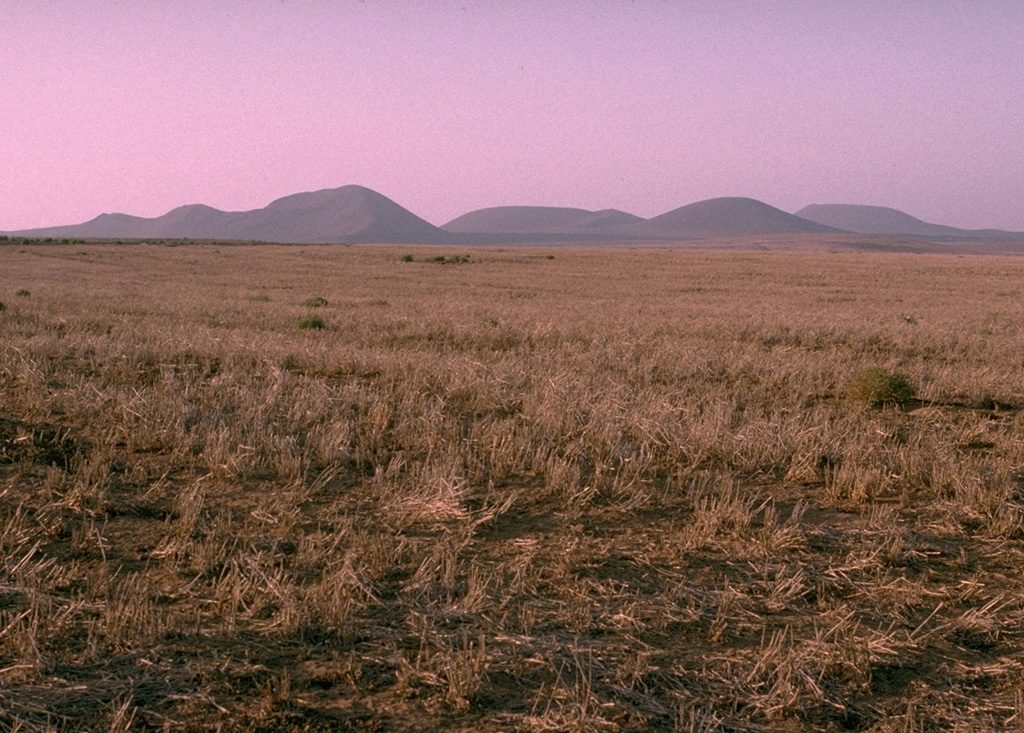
[795,204,1023,239]
[7,187,1023,245]
[442,206,642,236]
[441,200,841,241]
[6,186,449,244]
[629,197,841,238]
[230,186,450,243]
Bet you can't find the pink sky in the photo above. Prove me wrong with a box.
[3,1,1023,231]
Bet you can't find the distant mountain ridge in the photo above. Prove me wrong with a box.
[795,204,1024,239]
[441,199,841,240]
[442,206,643,235]
[4,186,1022,244]
[633,197,841,238]
[4,186,450,244]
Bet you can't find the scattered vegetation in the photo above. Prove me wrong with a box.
[15,289,30,297]
[848,366,916,406]
[2,243,1024,731]
[401,253,415,262]
[302,296,329,307]
[296,313,326,330]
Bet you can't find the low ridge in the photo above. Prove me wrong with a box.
[629,197,842,238]
[795,204,1023,239]
[5,188,1021,245]
[4,186,449,244]
[442,206,641,235]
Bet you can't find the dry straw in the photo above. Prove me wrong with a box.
[2,242,1024,730]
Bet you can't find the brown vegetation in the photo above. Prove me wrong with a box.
[3,242,1024,731]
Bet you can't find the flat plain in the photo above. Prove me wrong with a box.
[3,241,1024,731]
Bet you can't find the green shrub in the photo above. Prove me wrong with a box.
[15,289,30,297]
[433,254,471,264]
[0,301,5,311]
[303,296,328,307]
[297,314,326,330]
[847,367,915,406]
[401,254,414,262]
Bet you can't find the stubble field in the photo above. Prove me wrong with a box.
[3,242,1024,731]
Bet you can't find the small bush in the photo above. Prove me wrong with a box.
[847,367,915,406]
[303,296,328,307]
[433,254,471,264]
[297,314,326,330]
[401,254,414,262]
[15,289,30,297]
[0,301,5,311]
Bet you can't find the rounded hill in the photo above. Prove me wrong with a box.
[248,185,450,243]
[442,206,641,236]
[630,197,843,238]
[795,204,966,237]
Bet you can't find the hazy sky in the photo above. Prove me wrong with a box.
[3,1,1023,230]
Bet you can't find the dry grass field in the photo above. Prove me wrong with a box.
[3,241,1024,731]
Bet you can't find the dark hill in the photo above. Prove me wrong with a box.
[442,206,642,236]
[794,204,1023,239]
[11,189,1021,246]
[795,204,960,237]
[230,185,450,243]
[629,197,842,238]
[4,186,450,244]
[576,209,645,230]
